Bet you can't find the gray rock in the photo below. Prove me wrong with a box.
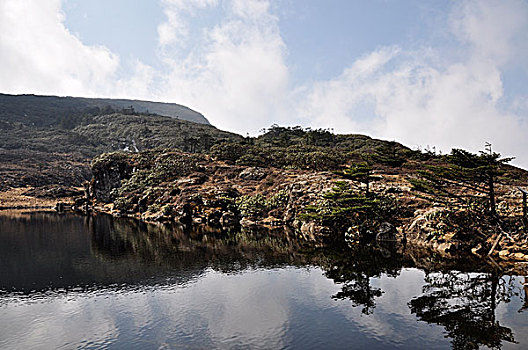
[90,156,133,203]
[240,217,258,227]
[220,211,238,227]
[239,167,267,181]
[207,210,223,225]
[345,226,361,242]
[300,222,325,237]
[376,222,397,241]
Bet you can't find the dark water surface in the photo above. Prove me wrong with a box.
[1,211,527,349]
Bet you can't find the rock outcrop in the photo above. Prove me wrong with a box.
[90,153,134,203]
[83,149,528,265]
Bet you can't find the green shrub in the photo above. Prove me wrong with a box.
[161,204,173,216]
[148,203,161,213]
[114,197,133,212]
[210,142,248,163]
[267,190,289,209]
[234,190,290,218]
[299,181,395,235]
[235,194,267,218]
[235,153,267,167]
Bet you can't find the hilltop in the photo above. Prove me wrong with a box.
[0,93,210,125]
[0,93,242,193]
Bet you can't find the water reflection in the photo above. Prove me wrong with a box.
[318,243,407,314]
[521,277,528,313]
[0,211,527,349]
[0,212,310,299]
[409,271,518,349]
[310,242,528,349]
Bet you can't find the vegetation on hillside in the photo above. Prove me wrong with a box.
[298,180,397,238]
[1,95,527,261]
[211,124,416,171]
[1,112,240,157]
[0,93,209,126]
[409,144,515,216]
[0,105,241,190]
[84,125,527,257]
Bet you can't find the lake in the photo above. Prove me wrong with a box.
[1,211,527,349]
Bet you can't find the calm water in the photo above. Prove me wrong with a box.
[1,212,527,349]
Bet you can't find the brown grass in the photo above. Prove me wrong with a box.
[0,186,74,209]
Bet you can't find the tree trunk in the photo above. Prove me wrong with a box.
[489,173,496,217]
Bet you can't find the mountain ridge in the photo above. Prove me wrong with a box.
[0,93,210,125]
[0,93,241,191]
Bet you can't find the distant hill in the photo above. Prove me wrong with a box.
[0,93,210,126]
[0,94,241,191]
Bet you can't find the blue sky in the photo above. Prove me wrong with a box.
[1,0,528,167]
[61,0,451,85]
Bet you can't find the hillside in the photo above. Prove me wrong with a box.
[0,93,210,126]
[0,99,242,192]
[85,127,528,268]
[2,98,528,267]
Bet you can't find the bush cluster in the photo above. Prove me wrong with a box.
[299,181,396,235]
[212,142,343,171]
[235,190,290,218]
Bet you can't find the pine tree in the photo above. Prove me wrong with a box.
[409,143,514,217]
[339,162,377,197]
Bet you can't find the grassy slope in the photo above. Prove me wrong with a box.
[0,95,242,190]
[0,93,210,125]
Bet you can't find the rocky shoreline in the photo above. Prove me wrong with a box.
[49,149,525,272]
[3,139,528,273]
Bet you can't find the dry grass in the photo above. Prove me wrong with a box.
[0,186,75,209]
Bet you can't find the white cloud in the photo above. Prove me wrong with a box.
[156,0,291,134]
[450,0,528,66]
[153,0,528,166]
[157,0,218,47]
[0,0,120,97]
[231,0,271,19]
[298,0,528,167]
[113,59,157,100]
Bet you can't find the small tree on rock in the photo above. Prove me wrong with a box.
[338,162,378,197]
[409,143,514,218]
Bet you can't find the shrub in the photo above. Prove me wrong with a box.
[267,190,289,209]
[235,194,267,218]
[210,142,248,163]
[236,153,267,167]
[148,203,161,213]
[161,204,173,216]
[299,181,396,236]
[114,197,133,212]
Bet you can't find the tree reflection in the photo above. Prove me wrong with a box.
[320,242,405,314]
[319,242,523,348]
[87,214,310,273]
[520,277,528,313]
[330,271,382,315]
[409,271,517,349]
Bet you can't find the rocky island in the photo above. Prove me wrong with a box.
[83,126,528,271]
[2,94,528,272]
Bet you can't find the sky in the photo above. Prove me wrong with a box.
[1,0,528,167]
